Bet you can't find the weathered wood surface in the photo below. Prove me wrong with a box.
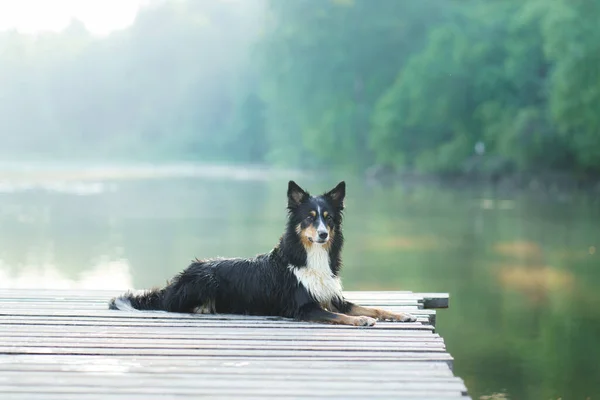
[0,289,469,399]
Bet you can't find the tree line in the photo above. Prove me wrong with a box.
[1,0,598,177]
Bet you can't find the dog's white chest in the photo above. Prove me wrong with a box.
[289,245,342,307]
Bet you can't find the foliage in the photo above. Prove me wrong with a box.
[0,0,598,176]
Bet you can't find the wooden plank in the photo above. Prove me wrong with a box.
[0,379,468,400]
[0,346,454,360]
[0,312,433,326]
[0,335,444,346]
[0,327,442,340]
[344,291,450,308]
[0,364,456,377]
[0,369,464,383]
[0,356,456,371]
[0,339,447,352]
[0,386,466,398]
[0,374,467,392]
[0,318,436,331]
[421,294,449,309]
[0,365,455,377]
[0,315,432,326]
[0,331,443,343]
[0,325,440,337]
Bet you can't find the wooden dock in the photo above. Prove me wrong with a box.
[0,289,470,399]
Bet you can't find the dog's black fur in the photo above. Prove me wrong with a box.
[108,181,415,326]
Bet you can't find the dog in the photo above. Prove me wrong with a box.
[109,181,415,326]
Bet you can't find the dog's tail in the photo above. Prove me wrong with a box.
[108,288,164,311]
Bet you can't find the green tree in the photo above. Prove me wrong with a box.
[259,0,452,170]
[0,0,598,176]
[533,0,600,173]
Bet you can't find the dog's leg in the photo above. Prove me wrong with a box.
[298,303,376,326]
[348,304,417,322]
[333,298,416,322]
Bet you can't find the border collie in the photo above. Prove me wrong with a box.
[109,181,415,326]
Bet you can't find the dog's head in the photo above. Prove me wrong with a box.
[286,180,345,248]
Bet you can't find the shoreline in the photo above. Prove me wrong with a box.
[0,161,598,197]
[365,167,600,197]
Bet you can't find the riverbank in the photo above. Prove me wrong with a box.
[1,161,598,200]
[365,165,600,198]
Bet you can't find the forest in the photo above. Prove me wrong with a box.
[1,0,599,177]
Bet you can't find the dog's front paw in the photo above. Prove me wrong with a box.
[351,316,377,327]
[380,312,417,322]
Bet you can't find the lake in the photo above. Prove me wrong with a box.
[0,163,598,399]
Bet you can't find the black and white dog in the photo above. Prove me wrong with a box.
[109,181,415,326]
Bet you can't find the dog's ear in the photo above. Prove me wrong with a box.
[325,181,346,210]
[287,181,308,208]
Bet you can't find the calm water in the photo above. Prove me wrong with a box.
[1,165,599,400]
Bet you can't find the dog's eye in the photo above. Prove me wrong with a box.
[306,215,314,222]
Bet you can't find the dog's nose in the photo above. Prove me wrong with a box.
[318,231,328,240]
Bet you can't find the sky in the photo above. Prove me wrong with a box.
[0,0,150,36]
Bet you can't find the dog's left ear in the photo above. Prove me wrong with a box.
[325,181,346,210]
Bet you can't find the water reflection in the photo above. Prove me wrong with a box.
[0,259,132,289]
[0,165,599,399]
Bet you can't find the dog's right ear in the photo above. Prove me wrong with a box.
[287,181,308,208]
